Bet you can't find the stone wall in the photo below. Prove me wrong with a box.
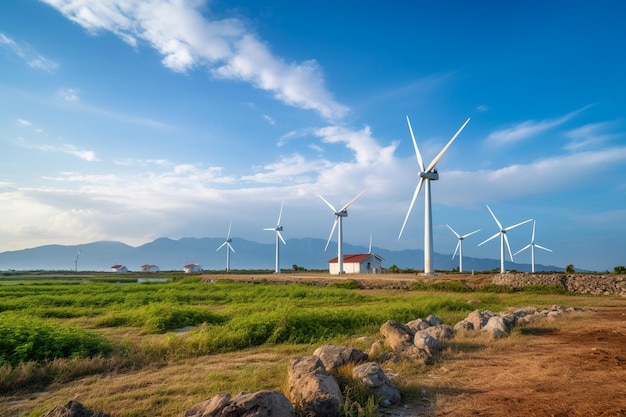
[492,273,626,296]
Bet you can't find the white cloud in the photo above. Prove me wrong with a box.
[16,141,99,162]
[564,121,623,151]
[486,106,589,145]
[0,32,58,72]
[17,118,32,126]
[57,87,80,102]
[40,0,347,120]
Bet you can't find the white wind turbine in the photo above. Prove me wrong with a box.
[264,202,286,274]
[478,205,532,273]
[216,222,235,272]
[446,225,480,273]
[74,249,81,272]
[513,220,552,273]
[398,116,471,275]
[319,190,365,274]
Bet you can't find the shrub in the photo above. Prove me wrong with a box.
[0,313,111,366]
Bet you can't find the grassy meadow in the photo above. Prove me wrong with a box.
[0,271,622,416]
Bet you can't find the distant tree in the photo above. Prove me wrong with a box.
[292,264,305,272]
[613,265,626,274]
[389,264,400,273]
[565,264,575,274]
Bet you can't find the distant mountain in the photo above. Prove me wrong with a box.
[0,237,563,273]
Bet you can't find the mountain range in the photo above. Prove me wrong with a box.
[0,237,563,273]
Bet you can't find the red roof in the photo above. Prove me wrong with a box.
[327,253,383,264]
[111,264,124,269]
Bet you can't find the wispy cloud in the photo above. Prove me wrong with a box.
[486,106,590,145]
[57,87,80,102]
[0,32,58,72]
[17,141,99,162]
[563,120,623,151]
[17,118,32,126]
[40,0,348,120]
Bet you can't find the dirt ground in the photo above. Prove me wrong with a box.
[217,274,626,417]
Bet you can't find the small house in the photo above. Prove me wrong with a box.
[111,264,128,273]
[184,263,203,273]
[327,253,384,275]
[141,264,160,273]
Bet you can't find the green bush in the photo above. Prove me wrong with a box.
[0,313,111,366]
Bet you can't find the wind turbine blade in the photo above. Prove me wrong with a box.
[452,241,461,260]
[406,116,425,171]
[535,244,552,252]
[368,234,372,254]
[227,242,235,253]
[216,242,227,251]
[398,177,424,239]
[277,201,284,226]
[263,227,274,231]
[504,233,514,261]
[446,224,461,239]
[227,222,232,239]
[318,194,337,212]
[340,190,366,212]
[513,244,531,257]
[486,205,504,230]
[325,218,338,251]
[462,229,481,239]
[531,220,536,242]
[505,218,533,232]
[425,117,470,173]
[277,231,286,245]
[478,232,500,247]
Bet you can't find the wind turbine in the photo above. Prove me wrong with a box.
[264,202,286,273]
[513,220,552,273]
[478,205,532,273]
[216,222,235,272]
[319,190,365,274]
[74,249,81,272]
[398,116,471,275]
[446,225,480,273]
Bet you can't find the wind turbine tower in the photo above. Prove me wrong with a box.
[446,225,480,273]
[513,220,552,273]
[398,116,471,275]
[216,222,235,272]
[74,249,81,272]
[319,190,365,274]
[478,205,532,273]
[264,202,286,273]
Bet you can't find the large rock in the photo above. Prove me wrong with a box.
[465,310,495,331]
[287,356,342,417]
[312,345,368,373]
[414,331,441,354]
[41,401,109,417]
[405,318,430,333]
[482,316,508,337]
[379,320,414,351]
[182,391,295,417]
[421,324,454,340]
[352,362,401,407]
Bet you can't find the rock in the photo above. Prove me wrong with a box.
[425,314,443,326]
[482,316,508,337]
[414,331,441,353]
[406,318,430,333]
[352,362,401,407]
[465,310,495,331]
[312,345,368,373]
[453,320,474,331]
[379,320,414,351]
[183,393,231,417]
[183,391,295,417]
[287,356,342,417]
[422,324,454,340]
[41,401,109,417]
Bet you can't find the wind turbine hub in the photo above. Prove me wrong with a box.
[336,211,348,217]
[277,226,283,231]
[419,171,439,180]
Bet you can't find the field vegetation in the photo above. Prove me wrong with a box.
[0,272,622,416]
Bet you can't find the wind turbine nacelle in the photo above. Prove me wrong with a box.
[277,226,283,231]
[419,171,439,180]
[336,211,348,217]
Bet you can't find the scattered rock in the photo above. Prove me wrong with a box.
[287,356,342,417]
[352,362,401,407]
[312,344,368,373]
[41,401,109,417]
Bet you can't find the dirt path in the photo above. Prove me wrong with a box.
[411,307,626,417]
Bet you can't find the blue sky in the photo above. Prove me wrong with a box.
[1,0,625,272]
